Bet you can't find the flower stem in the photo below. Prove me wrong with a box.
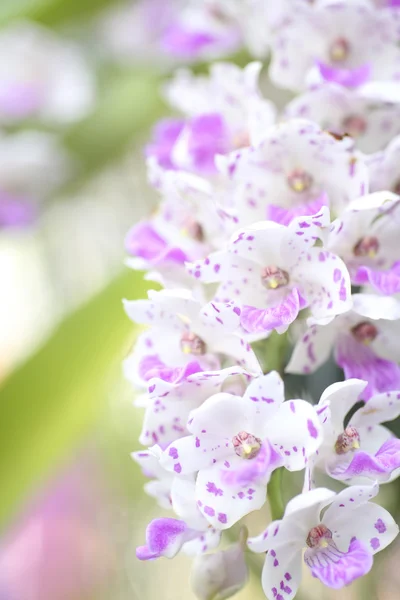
[267,468,284,521]
[252,331,289,376]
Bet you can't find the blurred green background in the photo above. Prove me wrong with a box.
[0,1,399,599]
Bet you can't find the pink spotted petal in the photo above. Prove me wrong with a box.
[200,299,241,333]
[307,538,373,589]
[125,221,188,266]
[353,263,400,295]
[268,400,322,471]
[335,336,400,400]
[195,458,267,529]
[136,518,197,560]
[221,441,283,489]
[139,355,202,383]
[267,193,329,226]
[329,438,400,482]
[241,288,301,334]
[316,61,371,88]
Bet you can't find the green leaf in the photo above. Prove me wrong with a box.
[0,269,152,529]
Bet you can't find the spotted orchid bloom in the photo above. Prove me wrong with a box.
[136,515,220,562]
[0,22,94,125]
[137,365,251,447]
[285,83,400,153]
[305,379,400,489]
[368,134,400,194]
[124,207,210,290]
[248,483,398,597]
[147,62,275,176]
[123,289,261,389]
[137,473,221,560]
[160,371,322,529]
[269,0,400,93]
[328,191,400,294]
[286,293,400,399]
[125,164,228,288]
[159,2,242,62]
[188,208,352,335]
[133,445,223,558]
[216,119,368,226]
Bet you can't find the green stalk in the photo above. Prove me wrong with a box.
[252,331,289,376]
[267,468,285,521]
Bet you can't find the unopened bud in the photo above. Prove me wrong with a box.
[190,530,249,600]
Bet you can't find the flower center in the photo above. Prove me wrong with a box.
[353,236,379,258]
[261,266,289,290]
[232,431,262,459]
[233,130,250,149]
[287,169,313,193]
[351,321,378,344]
[335,426,360,455]
[342,114,367,138]
[185,219,204,242]
[329,37,350,62]
[180,331,207,355]
[306,524,333,548]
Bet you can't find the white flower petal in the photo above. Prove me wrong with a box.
[268,400,322,471]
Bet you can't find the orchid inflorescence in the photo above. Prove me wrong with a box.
[123,1,400,598]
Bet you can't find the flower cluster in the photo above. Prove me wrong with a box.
[124,1,400,598]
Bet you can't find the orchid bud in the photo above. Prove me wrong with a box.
[190,529,249,600]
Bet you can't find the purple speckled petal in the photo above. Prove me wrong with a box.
[146,118,185,169]
[241,288,301,334]
[136,518,196,560]
[139,355,202,383]
[306,538,373,589]
[353,263,400,295]
[335,336,400,400]
[268,399,323,471]
[267,193,329,226]
[161,434,233,476]
[330,438,400,481]
[125,221,188,266]
[316,61,371,88]
[184,113,230,175]
[196,457,267,529]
